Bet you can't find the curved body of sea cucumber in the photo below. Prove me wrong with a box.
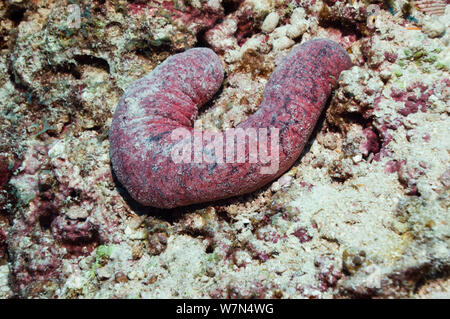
[110,39,352,209]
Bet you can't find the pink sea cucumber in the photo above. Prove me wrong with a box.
[110,39,352,208]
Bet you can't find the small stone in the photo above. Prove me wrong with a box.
[278,175,292,187]
[207,0,221,11]
[272,36,295,51]
[311,155,326,169]
[286,24,306,39]
[65,206,89,220]
[148,275,158,284]
[379,69,392,82]
[233,250,252,268]
[65,273,88,291]
[96,266,112,280]
[114,271,128,283]
[125,225,148,240]
[391,220,408,235]
[286,8,308,39]
[262,12,280,33]
[422,18,445,38]
[321,133,339,150]
[353,255,362,266]
[271,181,281,192]
[128,216,144,230]
[352,154,362,163]
[127,270,137,280]
[78,258,90,270]
[439,169,450,188]
[343,247,367,275]
[132,244,144,260]
[290,7,306,24]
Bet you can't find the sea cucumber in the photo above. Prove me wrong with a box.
[110,38,352,209]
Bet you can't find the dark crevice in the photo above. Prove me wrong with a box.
[340,111,372,128]
[319,18,363,40]
[318,6,363,41]
[195,27,210,49]
[86,124,103,132]
[93,0,107,16]
[69,189,82,204]
[214,206,232,224]
[50,63,81,80]
[222,0,242,16]
[235,16,260,47]
[414,264,450,294]
[6,5,26,26]
[38,213,54,231]
[327,110,383,159]
[179,227,216,254]
[205,242,215,254]
[74,55,110,74]
[179,224,211,238]
[38,205,58,232]
[326,105,375,135]
[8,74,26,95]
[135,42,172,59]
[59,228,102,258]
[60,227,100,246]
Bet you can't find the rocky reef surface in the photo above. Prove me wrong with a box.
[0,0,448,298]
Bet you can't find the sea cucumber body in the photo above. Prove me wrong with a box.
[110,39,352,208]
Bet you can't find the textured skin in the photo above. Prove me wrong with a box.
[110,39,352,208]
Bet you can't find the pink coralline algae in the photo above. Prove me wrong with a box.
[361,128,380,157]
[385,160,406,174]
[390,83,434,117]
[110,39,352,209]
[292,227,312,243]
[127,0,223,35]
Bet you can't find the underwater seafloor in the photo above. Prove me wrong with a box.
[0,0,449,298]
